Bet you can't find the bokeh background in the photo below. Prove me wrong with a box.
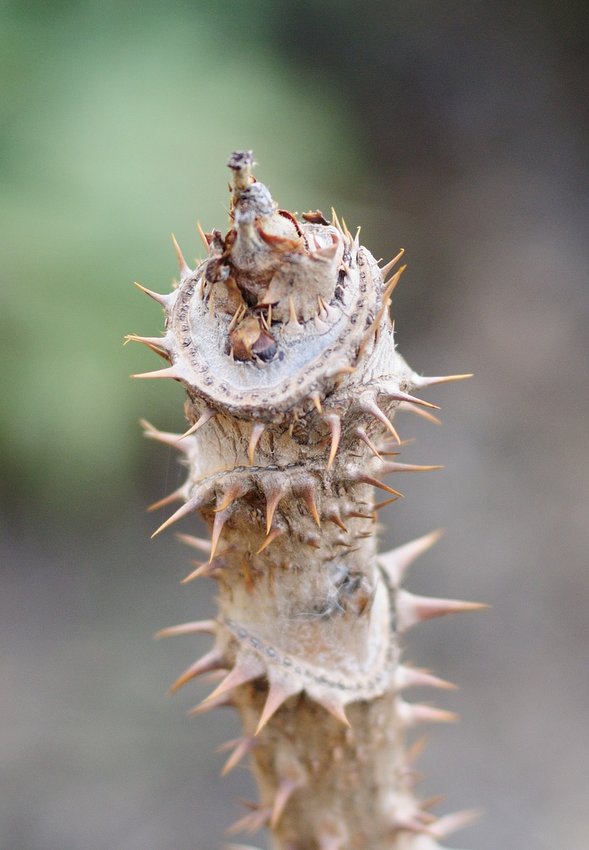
[2,2,588,849]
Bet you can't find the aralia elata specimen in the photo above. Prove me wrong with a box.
[128,151,482,850]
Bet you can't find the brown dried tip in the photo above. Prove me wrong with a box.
[302,210,330,225]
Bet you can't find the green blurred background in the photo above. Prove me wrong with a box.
[1,2,588,848]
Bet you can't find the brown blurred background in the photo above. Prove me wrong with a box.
[1,2,588,848]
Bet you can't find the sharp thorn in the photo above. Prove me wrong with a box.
[214,481,249,513]
[201,656,264,705]
[314,695,350,728]
[412,373,474,389]
[387,390,440,410]
[256,527,285,554]
[168,649,224,694]
[132,366,181,381]
[151,494,207,538]
[310,392,323,414]
[124,333,170,358]
[225,807,271,837]
[397,590,489,632]
[187,692,233,716]
[255,680,300,735]
[133,281,175,309]
[325,413,341,468]
[358,476,404,498]
[379,461,443,474]
[196,220,210,250]
[395,665,458,691]
[300,486,321,528]
[397,401,442,426]
[141,419,192,452]
[180,557,224,583]
[355,426,382,459]
[397,699,459,727]
[429,808,481,839]
[218,737,256,776]
[325,510,348,533]
[382,264,406,301]
[359,397,401,443]
[263,479,287,535]
[380,248,405,278]
[171,232,191,277]
[147,486,186,512]
[271,778,299,828]
[248,422,265,466]
[175,533,211,554]
[154,619,217,639]
[377,530,445,586]
[210,508,231,561]
[178,407,216,440]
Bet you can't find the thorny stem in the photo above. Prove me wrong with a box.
[131,152,480,850]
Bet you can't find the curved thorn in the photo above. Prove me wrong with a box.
[310,392,323,414]
[179,407,216,440]
[154,619,217,639]
[325,413,341,469]
[248,422,265,466]
[300,486,321,528]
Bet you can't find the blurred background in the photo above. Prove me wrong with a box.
[1,1,588,848]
